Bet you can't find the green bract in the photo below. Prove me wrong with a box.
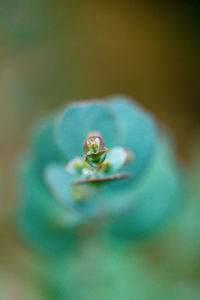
[83,135,108,168]
[18,95,183,253]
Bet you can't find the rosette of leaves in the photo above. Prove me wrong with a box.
[18,95,183,255]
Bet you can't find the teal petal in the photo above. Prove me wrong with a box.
[55,102,118,160]
[30,115,62,169]
[17,160,76,255]
[108,96,157,178]
[104,133,183,239]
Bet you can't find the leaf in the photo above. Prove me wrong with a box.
[30,115,62,169]
[104,132,183,238]
[55,102,118,160]
[41,240,176,300]
[160,141,200,272]
[17,159,76,255]
[44,163,97,217]
[85,151,107,168]
[106,146,129,172]
[108,95,157,178]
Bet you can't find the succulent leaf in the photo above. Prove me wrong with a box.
[44,163,97,217]
[108,96,157,178]
[106,146,131,172]
[106,134,183,238]
[55,102,117,160]
[18,159,76,254]
[85,151,108,168]
[30,115,61,169]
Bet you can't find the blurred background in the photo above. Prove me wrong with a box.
[0,0,200,299]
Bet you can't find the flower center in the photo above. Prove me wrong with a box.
[66,133,133,188]
[87,137,100,154]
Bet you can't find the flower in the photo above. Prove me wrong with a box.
[18,95,183,254]
[83,135,109,168]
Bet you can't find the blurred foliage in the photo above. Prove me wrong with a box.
[17,96,182,249]
[0,0,199,299]
[26,237,200,300]
[16,96,183,299]
[161,142,200,275]
[0,1,200,156]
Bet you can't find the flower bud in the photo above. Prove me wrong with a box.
[83,135,109,168]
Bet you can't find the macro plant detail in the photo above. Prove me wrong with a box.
[18,95,183,256]
[83,135,109,167]
[1,2,199,299]
[16,95,185,300]
[67,134,132,185]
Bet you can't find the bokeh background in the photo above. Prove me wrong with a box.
[0,0,200,298]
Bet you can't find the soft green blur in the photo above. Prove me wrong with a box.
[0,1,199,299]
